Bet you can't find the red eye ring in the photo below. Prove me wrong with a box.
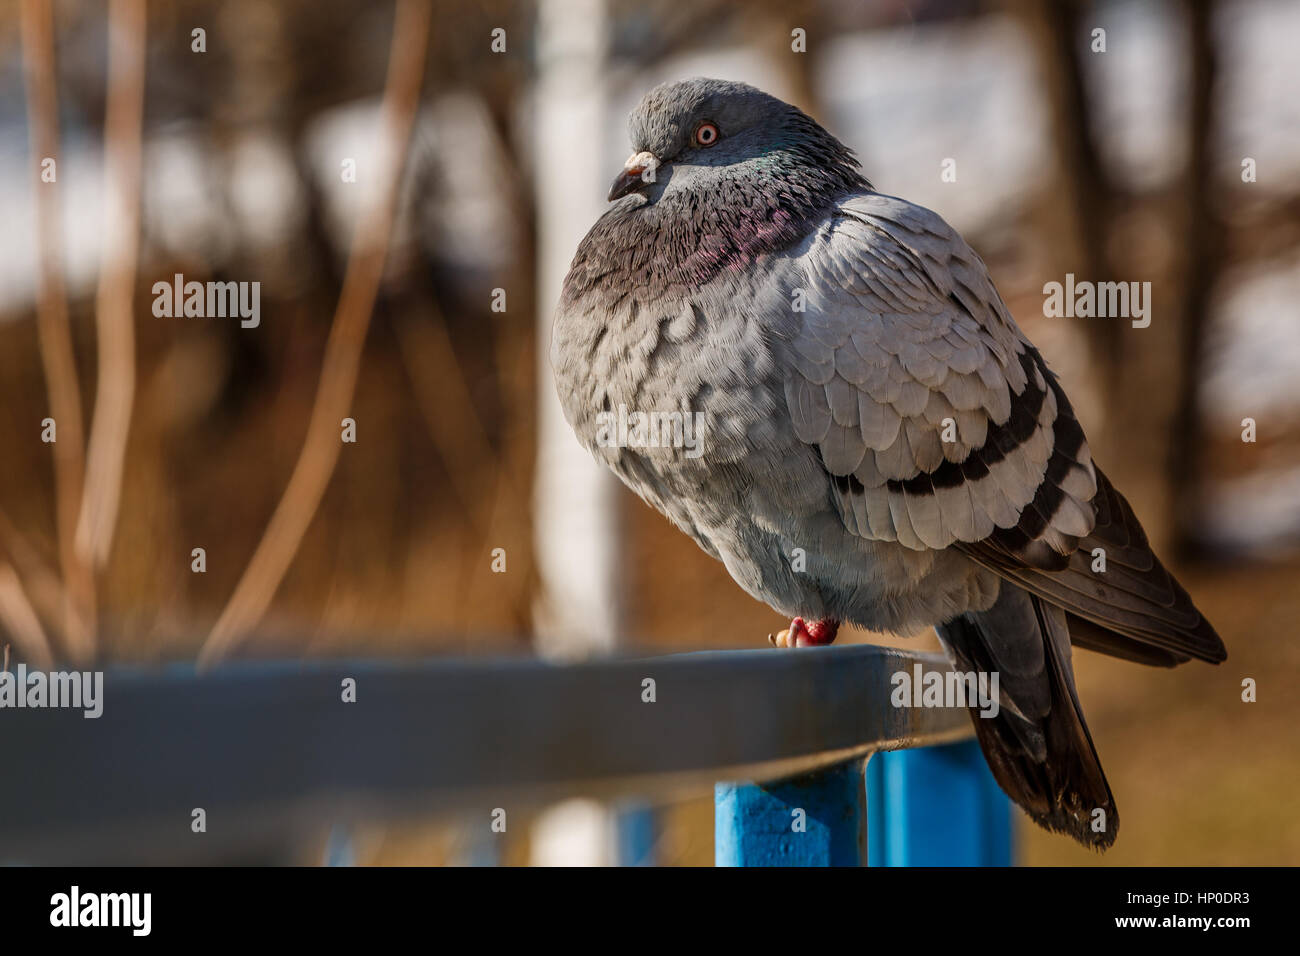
[693,121,719,147]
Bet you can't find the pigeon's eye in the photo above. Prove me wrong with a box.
[693,121,720,147]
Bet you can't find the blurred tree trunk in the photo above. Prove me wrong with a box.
[1015,0,1122,401]
[748,0,818,114]
[1169,0,1220,560]
[530,0,623,867]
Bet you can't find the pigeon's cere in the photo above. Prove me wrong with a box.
[608,151,660,201]
[550,77,1226,850]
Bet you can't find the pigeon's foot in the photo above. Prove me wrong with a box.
[768,616,839,648]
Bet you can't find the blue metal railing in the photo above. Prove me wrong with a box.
[715,742,1010,866]
[0,645,1011,866]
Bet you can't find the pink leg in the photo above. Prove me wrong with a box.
[769,616,839,648]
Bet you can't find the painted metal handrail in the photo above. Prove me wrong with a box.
[0,645,1010,865]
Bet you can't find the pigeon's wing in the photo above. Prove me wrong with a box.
[784,193,1087,557]
[961,467,1225,664]
[784,192,1224,664]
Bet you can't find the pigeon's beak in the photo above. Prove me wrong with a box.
[608,151,660,201]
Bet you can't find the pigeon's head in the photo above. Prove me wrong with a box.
[607,78,866,204]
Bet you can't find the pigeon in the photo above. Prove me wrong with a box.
[550,78,1226,849]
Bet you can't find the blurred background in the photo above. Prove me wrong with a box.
[0,0,1297,865]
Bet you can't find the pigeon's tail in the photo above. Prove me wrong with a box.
[936,584,1118,850]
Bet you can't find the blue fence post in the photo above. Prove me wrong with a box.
[323,825,355,867]
[715,759,866,866]
[865,738,1013,866]
[457,816,504,867]
[615,802,657,866]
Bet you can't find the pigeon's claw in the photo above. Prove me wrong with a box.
[770,616,839,648]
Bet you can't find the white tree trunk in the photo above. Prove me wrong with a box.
[530,0,621,866]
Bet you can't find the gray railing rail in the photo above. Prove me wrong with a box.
[0,644,994,865]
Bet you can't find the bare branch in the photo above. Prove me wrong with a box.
[0,507,66,655]
[74,0,148,660]
[0,563,54,670]
[199,0,433,666]
[20,0,96,661]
